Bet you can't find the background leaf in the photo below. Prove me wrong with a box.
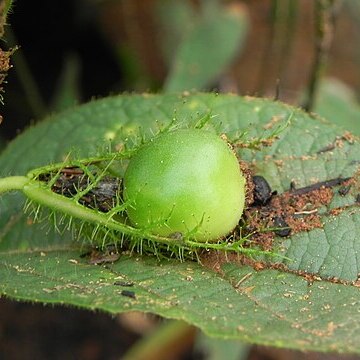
[50,53,81,112]
[195,333,250,360]
[163,3,248,91]
[0,93,359,353]
[156,0,196,66]
[315,78,360,135]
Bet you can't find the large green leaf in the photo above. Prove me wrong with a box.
[0,93,359,353]
[1,251,360,353]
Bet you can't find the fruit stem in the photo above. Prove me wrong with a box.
[0,176,29,194]
[21,180,189,246]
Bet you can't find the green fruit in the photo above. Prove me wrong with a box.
[123,129,245,242]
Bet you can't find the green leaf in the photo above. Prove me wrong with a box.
[315,78,360,135]
[282,208,360,281]
[0,93,359,353]
[1,250,360,353]
[164,5,248,91]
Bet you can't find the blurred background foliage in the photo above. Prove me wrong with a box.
[1,0,360,142]
[1,0,360,359]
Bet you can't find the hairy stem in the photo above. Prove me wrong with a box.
[0,176,29,193]
[21,180,183,247]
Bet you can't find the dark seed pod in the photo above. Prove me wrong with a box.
[273,215,291,237]
[252,175,273,205]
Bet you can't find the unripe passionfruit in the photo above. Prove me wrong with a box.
[123,129,245,242]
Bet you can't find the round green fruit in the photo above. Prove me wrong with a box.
[123,129,246,242]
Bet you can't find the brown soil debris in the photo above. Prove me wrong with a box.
[201,174,358,284]
[239,160,254,206]
[243,185,335,250]
[204,176,355,269]
[200,251,264,276]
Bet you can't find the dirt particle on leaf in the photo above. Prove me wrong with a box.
[341,131,357,144]
[200,252,226,274]
[237,325,245,332]
[120,290,136,299]
[81,246,121,265]
[68,259,79,265]
[274,159,284,167]
[300,155,317,161]
[338,184,351,196]
[263,115,283,130]
[273,216,291,237]
[283,292,293,298]
[113,281,134,287]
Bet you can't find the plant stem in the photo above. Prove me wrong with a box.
[0,176,29,193]
[277,0,298,92]
[256,0,278,95]
[303,0,340,112]
[290,176,350,195]
[21,180,186,246]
